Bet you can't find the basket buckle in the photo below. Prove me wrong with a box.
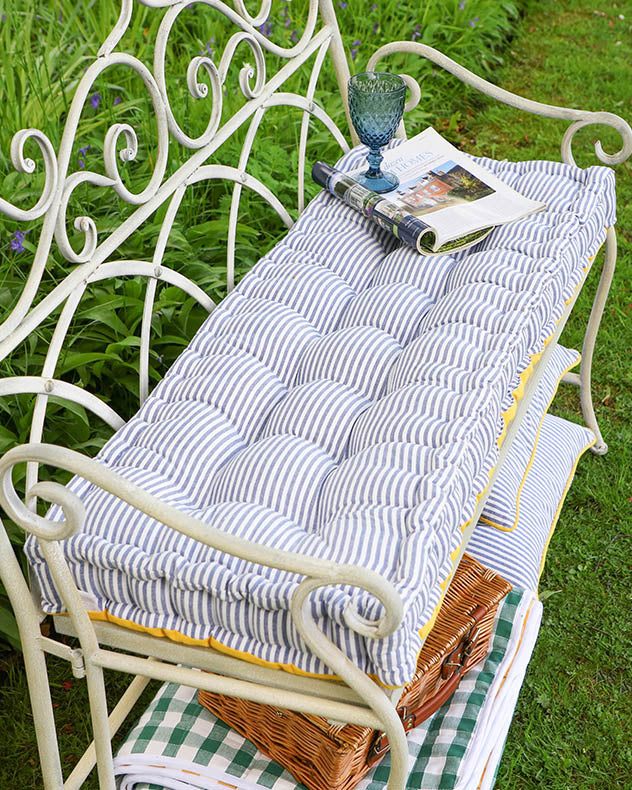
[398,705,416,732]
[370,706,415,761]
[440,625,478,680]
[371,732,391,759]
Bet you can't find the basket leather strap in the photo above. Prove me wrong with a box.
[367,603,489,768]
[367,667,464,766]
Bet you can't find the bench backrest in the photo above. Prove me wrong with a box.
[0,0,363,497]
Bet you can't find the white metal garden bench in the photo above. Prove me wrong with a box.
[0,2,630,788]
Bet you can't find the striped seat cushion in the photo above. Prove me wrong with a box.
[26,140,616,688]
[468,413,595,591]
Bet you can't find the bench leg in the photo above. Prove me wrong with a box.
[64,672,152,789]
[0,523,64,789]
[579,226,616,455]
[82,660,117,790]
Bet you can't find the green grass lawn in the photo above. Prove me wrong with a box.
[1,0,631,788]
[458,2,632,787]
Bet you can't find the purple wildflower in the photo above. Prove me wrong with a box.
[469,16,479,27]
[411,24,421,41]
[90,92,101,109]
[373,21,378,33]
[59,9,63,22]
[1,14,6,22]
[10,230,27,254]
[291,29,298,43]
[458,0,466,9]
[371,4,378,11]
[350,39,361,61]
[258,19,272,37]
[339,1,347,7]
[113,95,122,106]
[77,144,90,169]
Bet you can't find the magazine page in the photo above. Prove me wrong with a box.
[347,127,545,250]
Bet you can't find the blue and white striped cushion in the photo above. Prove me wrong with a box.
[294,325,403,401]
[25,140,615,688]
[193,295,320,386]
[369,247,457,302]
[337,282,434,346]
[147,342,287,442]
[239,257,355,334]
[209,435,336,528]
[260,379,370,462]
[468,413,595,591]
[479,343,580,531]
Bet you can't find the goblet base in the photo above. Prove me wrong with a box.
[355,169,399,194]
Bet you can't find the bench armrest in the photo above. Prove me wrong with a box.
[0,442,403,642]
[367,41,632,167]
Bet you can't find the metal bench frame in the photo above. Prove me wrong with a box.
[0,2,629,787]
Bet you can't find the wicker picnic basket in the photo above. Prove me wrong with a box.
[198,554,511,790]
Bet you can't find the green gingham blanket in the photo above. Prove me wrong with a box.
[114,590,541,790]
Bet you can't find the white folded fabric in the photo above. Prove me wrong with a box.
[456,598,542,789]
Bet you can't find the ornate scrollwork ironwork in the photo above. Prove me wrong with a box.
[153,5,268,149]
[0,129,59,223]
[0,0,339,350]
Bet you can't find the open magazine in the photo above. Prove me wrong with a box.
[312,127,546,255]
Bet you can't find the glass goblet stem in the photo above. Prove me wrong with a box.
[366,147,384,179]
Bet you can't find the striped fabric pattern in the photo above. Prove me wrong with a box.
[468,413,595,591]
[26,139,616,687]
[479,343,580,531]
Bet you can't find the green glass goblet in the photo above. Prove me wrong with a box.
[347,71,407,193]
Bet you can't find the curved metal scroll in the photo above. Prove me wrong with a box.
[366,41,632,167]
[0,0,352,504]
